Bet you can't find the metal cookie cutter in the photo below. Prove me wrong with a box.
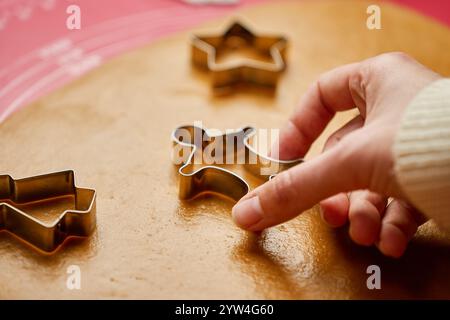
[191,21,287,94]
[171,124,303,201]
[0,170,96,253]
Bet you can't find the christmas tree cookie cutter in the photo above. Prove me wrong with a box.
[171,124,303,201]
[0,170,96,253]
[191,21,288,94]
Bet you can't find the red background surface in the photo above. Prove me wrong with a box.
[0,0,449,121]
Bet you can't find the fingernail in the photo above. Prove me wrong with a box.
[232,196,263,229]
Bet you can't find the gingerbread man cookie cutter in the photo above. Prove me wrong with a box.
[191,21,287,94]
[0,170,96,253]
[171,124,303,201]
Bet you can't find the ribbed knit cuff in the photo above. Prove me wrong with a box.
[394,79,450,232]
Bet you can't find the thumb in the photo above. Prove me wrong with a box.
[232,131,372,231]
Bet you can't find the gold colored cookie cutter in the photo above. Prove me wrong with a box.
[191,21,288,94]
[171,124,303,201]
[0,170,96,253]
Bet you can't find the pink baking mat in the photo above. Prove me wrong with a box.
[0,0,449,122]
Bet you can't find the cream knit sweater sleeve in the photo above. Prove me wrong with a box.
[394,79,450,232]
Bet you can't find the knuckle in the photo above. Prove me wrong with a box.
[348,69,364,89]
[314,76,334,116]
[387,51,411,60]
[316,72,329,85]
[271,170,296,205]
[362,52,414,103]
[371,52,412,70]
[348,69,367,102]
[290,118,315,145]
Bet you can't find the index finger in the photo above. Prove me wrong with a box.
[274,62,364,160]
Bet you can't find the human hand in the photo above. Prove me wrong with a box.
[232,52,441,258]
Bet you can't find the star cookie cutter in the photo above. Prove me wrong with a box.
[191,21,287,94]
[171,124,303,201]
[0,170,96,253]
